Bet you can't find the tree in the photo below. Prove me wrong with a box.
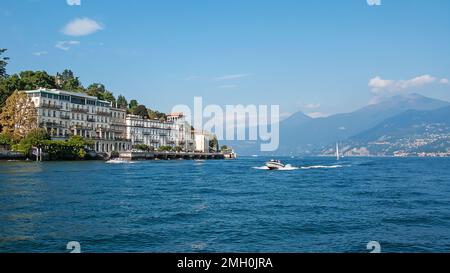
[1,70,63,107]
[220,145,229,152]
[0,74,24,107]
[133,144,150,151]
[56,69,84,92]
[86,83,116,105]
[117,95,128,109]
[128,99,138,111]
[0,49,9,79]
[148,108,167,121]
[19,71,57,90]
[159,146,172,152]
[86,83,106,97]
[133,105,149,118]
[0,91,37,141]
[102,91,116,105]
[209,136,218,152]
[0,132,13,146]
[13,128,50,153]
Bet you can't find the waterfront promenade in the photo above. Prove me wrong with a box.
[119,151,225,160]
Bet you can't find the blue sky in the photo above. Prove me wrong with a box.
[1,0,450,118]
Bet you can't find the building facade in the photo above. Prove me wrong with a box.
[25,89,215,154]
[25,88,131,153]
[167,113,195,151]
[125,114,175,149]
[194,131,210,153]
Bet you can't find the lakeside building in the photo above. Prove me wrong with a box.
[167,113,195,151]
[24,89,215,154]
[125,114,174,149]
[25,88,132,153]
[126,113,195,151]
[194,131,211,153]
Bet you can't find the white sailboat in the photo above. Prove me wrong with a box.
[336,142,340,161]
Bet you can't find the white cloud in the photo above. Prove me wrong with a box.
[214,74,252,81]
[62,18,103,36]
[55,41,80,51]
[307,112,329,118]
[368,74,448,95]
[367,0,381,6]
[440,78,449,85]
[33,51,48,56]
[67,0,81,6]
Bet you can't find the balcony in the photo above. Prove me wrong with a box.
[40,104,62,110]
[40,122,65,128]
[110,120,125,125]
[87,117,96,122]
[71,108,89,113]
[71,125,94,131]
[111,128,124,133]
[97,111,112,117]
[60,115,70,120]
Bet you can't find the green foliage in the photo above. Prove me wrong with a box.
[56,69,84,92]
[129,99,138,111]
[19,71,57,90]
[0,75,21,107]
[220,145,229,152]
[133,144,151,151]
[0,48,9,79]
[159,146,173,152]
[86,83,116,104]
[0,132,13,146]
[173,146,183,152]
[13,131,93,160]
[0,71,57,107]
[133,105,149,118]
[209,136,218,151]
[148,108,167,121]
[12,128,50,153]
[25,128,51,142]
[117,95,128,109]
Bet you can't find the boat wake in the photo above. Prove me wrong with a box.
[300,164,345,169]
[106,160,136,164]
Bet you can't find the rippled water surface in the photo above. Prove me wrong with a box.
[1,157,450,252]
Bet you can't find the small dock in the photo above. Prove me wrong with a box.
[119,151,225,160]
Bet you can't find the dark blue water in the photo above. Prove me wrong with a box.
[1,157,450,253]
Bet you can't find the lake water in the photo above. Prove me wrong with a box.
[1,156,450,253]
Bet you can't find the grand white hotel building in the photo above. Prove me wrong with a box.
[25,88,131,153]
[125,112,195,151]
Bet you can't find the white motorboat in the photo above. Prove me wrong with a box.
[265,159,285,170]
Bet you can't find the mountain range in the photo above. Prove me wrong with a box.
[225,93,450,156]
